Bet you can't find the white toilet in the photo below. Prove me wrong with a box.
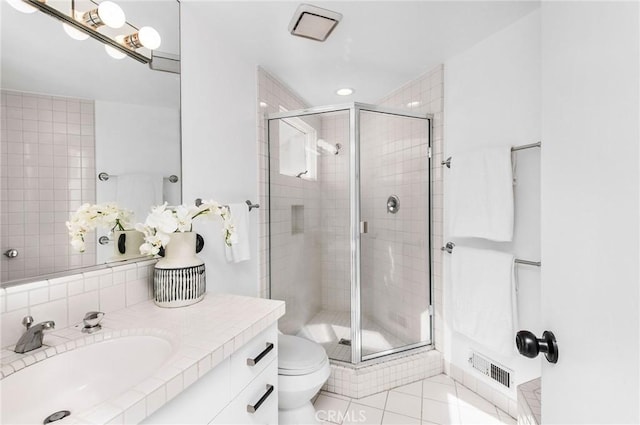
[278,334,331,424]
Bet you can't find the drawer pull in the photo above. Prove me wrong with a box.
[246,384,274,414]
[246,342,274,366]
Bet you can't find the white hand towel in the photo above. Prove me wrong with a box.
[116,173,163,223]
[449,146,514,241]
[225,203,251,263]
[451,246,518,356]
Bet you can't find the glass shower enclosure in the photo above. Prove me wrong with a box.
[267,103,432,364]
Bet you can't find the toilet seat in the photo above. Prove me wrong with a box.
[278,335,328,376]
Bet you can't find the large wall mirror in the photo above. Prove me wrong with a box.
[0,0,181,286]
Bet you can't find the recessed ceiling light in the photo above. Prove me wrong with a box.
[289,4,342,42]
[259,101,268,108]
[406,101,421,108]
[336,88,354,96]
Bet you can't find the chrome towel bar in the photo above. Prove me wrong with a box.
[195,198,260,212]
[441,242,541,267]
[98,172,179,183]
[441,141,541,168]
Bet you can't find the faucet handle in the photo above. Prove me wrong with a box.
[22,315,34,330]
[82,311,104,333]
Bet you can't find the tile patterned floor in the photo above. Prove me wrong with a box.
[313,374,516,425]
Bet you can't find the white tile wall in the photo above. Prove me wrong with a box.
[0,259,156,349]
[359,111,431,347]
[445,360,518,419]
[1,90,96,282]
[323,348,443,399]
[318,112,351,312]
[376,65,445,352]
[256,68,323,334]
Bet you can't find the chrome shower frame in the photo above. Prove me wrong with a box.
[266,102,434,365]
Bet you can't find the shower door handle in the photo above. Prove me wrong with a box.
[360,221,368,234]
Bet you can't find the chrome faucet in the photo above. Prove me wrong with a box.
[14,316,55,353]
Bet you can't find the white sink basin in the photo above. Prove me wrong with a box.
[0,335,174,424]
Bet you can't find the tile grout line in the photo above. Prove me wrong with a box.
[419,379,425,424]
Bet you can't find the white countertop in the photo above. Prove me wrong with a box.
[0,293,285,424]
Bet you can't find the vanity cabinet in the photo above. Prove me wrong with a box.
[142,324,278,424]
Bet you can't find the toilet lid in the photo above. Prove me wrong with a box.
[278,335,328,376]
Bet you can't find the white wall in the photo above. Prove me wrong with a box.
[443,9,541,399]
[95,101,180,263]
[540,2,639,423]
[181,1,259,296]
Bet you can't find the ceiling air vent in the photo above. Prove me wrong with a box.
[469,351,513,389]
[288,4,342,42]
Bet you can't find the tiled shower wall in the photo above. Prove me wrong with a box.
[257,68,323,334]
[1,90,96,282]
[376,66,445,351]
[359,111,431,345]
[318,113,350,311]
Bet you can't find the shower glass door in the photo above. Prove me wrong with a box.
[267,109,352,363]
[358,107,432,360]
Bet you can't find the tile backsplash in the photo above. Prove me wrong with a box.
[0,259,156,349]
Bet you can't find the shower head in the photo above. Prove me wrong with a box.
[317,139,341,155]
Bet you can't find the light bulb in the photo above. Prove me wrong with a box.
[98,1,125,28]
[7,0,37,13]
[105,35,126,59]
[62,23,89,41]
[138,26,161,50]
[82,1,125,29]
[123,26,161,50]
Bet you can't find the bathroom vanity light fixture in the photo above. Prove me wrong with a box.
[288,3,342,42]
[13,0,160,64]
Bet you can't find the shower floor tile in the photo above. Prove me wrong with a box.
[299,309,412,362]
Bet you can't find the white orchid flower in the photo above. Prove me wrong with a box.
[145,203,178,234]
[67,203,134,253]
[174,205,194,232]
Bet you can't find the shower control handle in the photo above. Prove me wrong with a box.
[4,249,18,258]
[387,195,400,214]
[516,330,558,363]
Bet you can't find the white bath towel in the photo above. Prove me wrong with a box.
[449,146,514,241]
[115,173,163,223]
[451,246,517,356]
[225,203,251,263]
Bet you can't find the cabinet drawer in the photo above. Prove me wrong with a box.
[211,358,278,425]
[141,358,230,424]
[229,323,278,394]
